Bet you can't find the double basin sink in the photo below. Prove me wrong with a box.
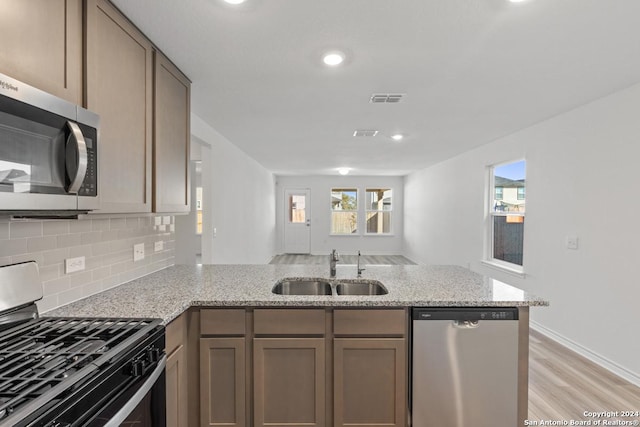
[272,278,388,296]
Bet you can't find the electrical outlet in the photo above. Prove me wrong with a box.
[133,243,145,261]
[65,256,85,274]
[154,241,163,252]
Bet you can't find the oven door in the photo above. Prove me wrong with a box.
[94,356,167,427]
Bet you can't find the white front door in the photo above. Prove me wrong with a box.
[284,189,311,254]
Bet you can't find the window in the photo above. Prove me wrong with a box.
[289,194,306,223]
[331,188,358,234]
[365,188,392,234]
[489,160,526,269]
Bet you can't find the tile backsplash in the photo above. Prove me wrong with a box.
[0,215,175,313]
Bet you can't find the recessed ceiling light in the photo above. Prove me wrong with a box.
[337,168,350,175]
[224,0,246,4]
[323,51,345,66]
[391,134,404,141]
[509,0,528,3]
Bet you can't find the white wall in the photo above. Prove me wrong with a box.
[192,113,276,264]
[276,175,404,256]
[404,83,640,385]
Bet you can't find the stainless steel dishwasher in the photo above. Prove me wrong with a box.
[412,307,519,427]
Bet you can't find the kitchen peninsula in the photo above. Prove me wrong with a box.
[46,264,547,427]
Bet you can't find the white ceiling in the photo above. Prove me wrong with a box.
[112,0,640,176]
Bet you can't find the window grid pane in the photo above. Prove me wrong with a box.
[331,188,357,234]
[365,189,392,234]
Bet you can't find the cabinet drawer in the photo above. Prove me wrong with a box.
[166,312,186,355]
[334,309,407,336]
[254,309,326,336]
[201,309,246,336]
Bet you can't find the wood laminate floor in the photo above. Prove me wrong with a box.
[269,254,416,265]
[528,329,640,423]
[269,254,640,422]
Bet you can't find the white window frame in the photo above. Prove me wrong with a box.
[364,188,393,235]
[483,160,526,277]
[330,188,359,236]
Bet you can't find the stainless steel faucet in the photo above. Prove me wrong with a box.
[330,249,339,278]
[357,250,365,277]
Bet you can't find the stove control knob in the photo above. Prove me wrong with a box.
[147,347,161,363]
[131,360,146,377]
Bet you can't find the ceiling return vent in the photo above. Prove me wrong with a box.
[369,93,405,103]
[353,130,379,137]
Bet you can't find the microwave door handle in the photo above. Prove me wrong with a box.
[65,121,88,194]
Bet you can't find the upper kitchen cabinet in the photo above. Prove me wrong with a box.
[85,0,153,213]
[0,0,83,104]
[153,52,191,213]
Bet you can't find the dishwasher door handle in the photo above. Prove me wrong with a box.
[453,320,480,329]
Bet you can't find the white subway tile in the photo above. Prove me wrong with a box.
[57,233,82,248]
[0,239,28,257]
[110,218,127,230]
[10,222,43,238]
[69,220,92,233]
[68,271,93,287]
[68,245,92,258]
[91,218,110,231]
[43,220,70,236]
[0,223,8,239]
[58,287,84,306]
[39,264,61,282]
[81,231,102,245]
[43,276,70,295]
[27,236,57,252]
[42,248,69,266]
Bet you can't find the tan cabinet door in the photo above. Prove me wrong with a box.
[85,0,153,213]
[334,338,407,427]
[253,338,325,427]
[200,337,246,427]
[0,0,82,104]
[166,345,188,427]
[153,52,190,213]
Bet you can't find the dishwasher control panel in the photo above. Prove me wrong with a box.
[412,307,519,321]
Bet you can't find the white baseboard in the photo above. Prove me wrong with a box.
[531,321,640,388]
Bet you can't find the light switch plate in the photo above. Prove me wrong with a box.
[133,243,145,261]
[154,241,163,252]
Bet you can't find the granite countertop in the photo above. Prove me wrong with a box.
[45,264,548,325]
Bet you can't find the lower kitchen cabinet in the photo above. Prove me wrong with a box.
[196,307,408,427]
[200,337,246,427]
[165,313,188,427]
[333,308,408,427]
[334,338,406,427]
[166,345,187,427]
[253,338,325,427]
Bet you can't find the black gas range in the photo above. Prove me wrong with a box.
[0,262,166,427]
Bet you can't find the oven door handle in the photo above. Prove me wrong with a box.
[103,354,167,427]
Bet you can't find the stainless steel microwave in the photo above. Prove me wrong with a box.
[0,72,99,216]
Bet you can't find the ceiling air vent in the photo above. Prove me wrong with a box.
[353,130,379,137]
[369,93,405,103]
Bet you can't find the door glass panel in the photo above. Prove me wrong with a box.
[0,110,65,194]
[289,194,306,223]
